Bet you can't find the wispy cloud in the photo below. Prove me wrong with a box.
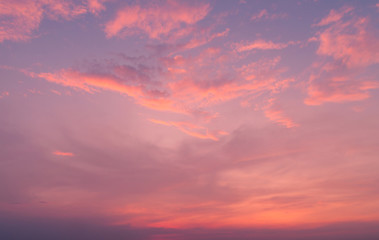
[0,91,9,99]
[0,0,105,43]
[53,151,75,157]
[250,9,287,22]
[306,7,379,105]
[149,119,227,141]
[264,99,298,128]
[315,6,353,26]
[316,16,379,67]
[104,0,210,39]
[234,39,298,52]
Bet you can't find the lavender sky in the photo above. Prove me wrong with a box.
[1,0,379,239]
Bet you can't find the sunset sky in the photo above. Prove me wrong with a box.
[1,0,379,239]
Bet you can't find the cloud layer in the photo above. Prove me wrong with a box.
[1,1,379,239]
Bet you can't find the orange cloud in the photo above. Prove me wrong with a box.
[105,0,210,39]
[53,151,75,157]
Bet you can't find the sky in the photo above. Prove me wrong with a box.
[0,0,379,239]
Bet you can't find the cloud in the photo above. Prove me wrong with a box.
[178,28,230,50]
[0,0,105,43]
[1,94,379,229]
[38,69,148,98]
[32,46,292,122]
[163,51,292,111]
[316,11,379,67]
[235,39,297,52]
[250,9,287,22]
[53,151,75,157]
[315,6,353,26]
[0,0,44,42]
[86,0,106,15]
[28,49,297,139]
[0,91,9,99]
[104,0,210,39]
[264,99,298,128]
[149,119,227,141]
[305,71,379,105]
[50,89,62,95]
[306,7,379,105]
[22,45,296,140]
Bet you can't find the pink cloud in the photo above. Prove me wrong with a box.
[0,0,43,42]
[251,9,269,21]
[0,91,9,99]
[306,7,379,105]
[38,70,145,98]
[104,1,210,39]
[264,99,298,128]
[0,0,105,43]
[33,47,293,125]
[36,68,191,116]
[28,44,294,131]
[315,6,353,26]
[235,39,297,52]
[305,78,379,106]
[43,0,87,20]
[86,0,106,15]
[50,89,62,95]
[2,1,379,234]
[53,151,74,157]
[179,28,230,50]
[162,53,295,128]
[316,14,379,67]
